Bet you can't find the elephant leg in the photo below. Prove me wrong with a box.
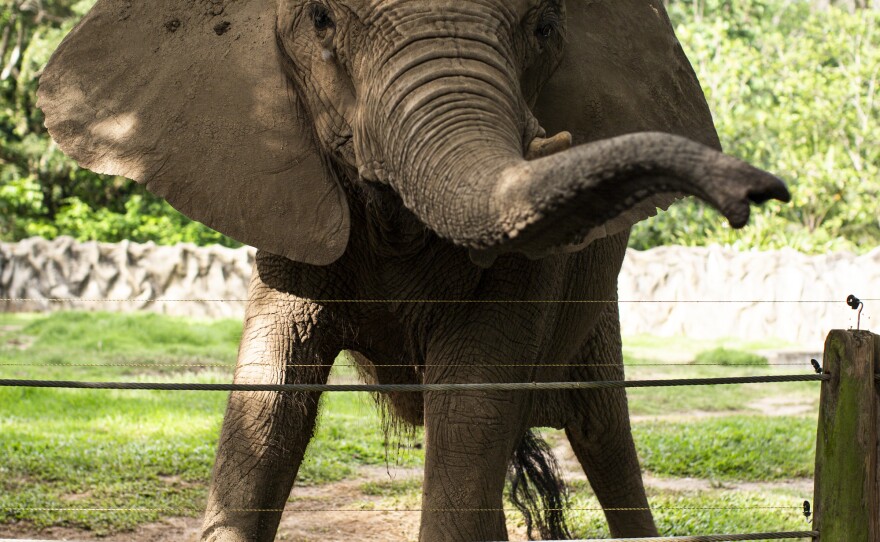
[201,258,341,542]
[565,305,658,538]
[419,316,536,542]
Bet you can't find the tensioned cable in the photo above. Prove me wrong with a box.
[1,297,876,304]
[1,505,805,514]
[529,533,819,542]
[0,532,820,542]
[0,362,818,369]
[0,374,831,392]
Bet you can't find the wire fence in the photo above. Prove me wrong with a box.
[0,373,832,393]
[1,297,878,304]
[1,294,864,541]
[0,505,808,514]
[2,536,818,542]
[0,361,824,368]
[537,534,819,542]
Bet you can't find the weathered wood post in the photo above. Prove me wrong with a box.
[812,330,880,541]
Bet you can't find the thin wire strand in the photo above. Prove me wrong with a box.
[1,297,876,304]
[540,533,819,542]
[0,534,820,542]
[0,374,831,393]
[0,505,804,514]
[0,362,818,369]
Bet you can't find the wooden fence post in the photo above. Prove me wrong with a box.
[812,330,880,541]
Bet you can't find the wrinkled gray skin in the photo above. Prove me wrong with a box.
[38,0,790,540]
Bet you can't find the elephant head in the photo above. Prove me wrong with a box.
[38,0,788,265]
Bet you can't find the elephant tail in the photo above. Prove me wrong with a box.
[508,430,572,540]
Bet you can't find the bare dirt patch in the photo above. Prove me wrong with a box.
[748,396,816,417]
[0,466,528,542]
[641,474,813,494]
[551,438,812,495]
[0,325,33,350]
[0,516,201,542]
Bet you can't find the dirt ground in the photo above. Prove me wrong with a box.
[0,438,813,542]
[0,476,424,542]
[0,468,425,542]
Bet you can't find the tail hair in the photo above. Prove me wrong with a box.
[508,430,572,540]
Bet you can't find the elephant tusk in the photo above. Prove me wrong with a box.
[526,131,573,160]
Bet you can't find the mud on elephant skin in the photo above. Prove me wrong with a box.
[38,0,789,540]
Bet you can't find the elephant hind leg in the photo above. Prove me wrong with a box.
[509,430,572,540]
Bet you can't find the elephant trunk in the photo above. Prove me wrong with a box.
[357,15,790,259]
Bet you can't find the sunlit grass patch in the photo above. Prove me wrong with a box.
[634,416,816,481]
[564,486,812,540]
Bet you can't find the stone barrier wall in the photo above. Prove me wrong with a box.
[0,237,254,319]
[618,245,878,349]
[1,237,877,345]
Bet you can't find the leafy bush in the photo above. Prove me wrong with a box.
[694,347,769,366]
[631,0,880,253]
[0,0,238,247]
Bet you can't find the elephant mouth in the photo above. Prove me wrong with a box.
[333,133,355,164]
[525,132,573,161]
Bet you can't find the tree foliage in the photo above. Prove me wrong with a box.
[0,0,877,253]
[632,0,880,253]
[0,0,236,246]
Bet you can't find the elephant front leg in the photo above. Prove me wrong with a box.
[201,270,340,541]
[419,327,535,542]
[565,307,658,538]
[421,387,531,542]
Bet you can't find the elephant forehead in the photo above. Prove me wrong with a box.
[360,0,540,19]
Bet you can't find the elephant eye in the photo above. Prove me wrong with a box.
[535,12,560,42]
[310,4,335,32]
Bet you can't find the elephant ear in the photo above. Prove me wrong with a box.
[37,0,350,266]
[532,0,720,251]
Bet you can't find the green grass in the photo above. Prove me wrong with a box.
[0,384,422,533]
[0,313,423,531]
[634,416,816,481]
[0,311,242,379]
[566,487,812,540]
[0,385,222,533]
[361,479,813,540]
[0,311,819,535]
[624,361,819,417]
[694,347,769,366]
[623,334,792,362]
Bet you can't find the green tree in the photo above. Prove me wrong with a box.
[632,1,880,253]
[0,0,238,245]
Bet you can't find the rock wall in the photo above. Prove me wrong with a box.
[618,245,878,348]
[0,237,253,319]
[1,237,877,344]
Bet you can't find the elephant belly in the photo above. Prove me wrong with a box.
[528,392,578,430]
[347,350,425,427]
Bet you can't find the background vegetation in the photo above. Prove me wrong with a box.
[632,0,880,253]
[1,0,877,253]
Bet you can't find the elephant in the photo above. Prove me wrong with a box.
[37,0,790,540]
